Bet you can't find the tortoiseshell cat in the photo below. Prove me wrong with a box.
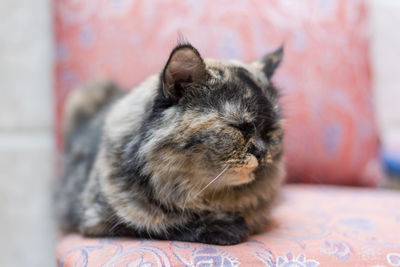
[56,43,285,245]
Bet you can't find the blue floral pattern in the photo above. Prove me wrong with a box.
[277,252,319,267]
[57,185,400,266]
[387,253,400,266]
[319,239,351,261]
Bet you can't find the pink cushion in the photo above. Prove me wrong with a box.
[54,0,382,185]
[56,185,400,266]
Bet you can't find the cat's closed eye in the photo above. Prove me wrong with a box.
[228,122,254,139]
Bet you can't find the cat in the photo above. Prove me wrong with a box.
[56,43,285,245]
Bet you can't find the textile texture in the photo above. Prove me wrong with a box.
[57,185,400,266]
[54,0,382,185]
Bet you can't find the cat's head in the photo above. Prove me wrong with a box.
[148,43,283,189]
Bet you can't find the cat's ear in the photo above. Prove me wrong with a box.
[254,46,284,79]
[162,44,208,101]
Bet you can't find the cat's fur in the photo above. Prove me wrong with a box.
[56,43,285,245]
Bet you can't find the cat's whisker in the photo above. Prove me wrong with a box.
[192,166,229,200]
[211,168,227,201]
[182,188,195,214]
[181,166,229,214]
[210,180,220,201]
[182,181,200,214]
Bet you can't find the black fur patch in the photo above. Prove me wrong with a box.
[233,67,263,93]
[166,212,248,245]
[263,46,283,79]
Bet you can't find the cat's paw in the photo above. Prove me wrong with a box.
[198,229,247,245]
[197,218,249,245]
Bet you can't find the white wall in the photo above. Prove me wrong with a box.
[369,0,400,149]
[0,0,55,266]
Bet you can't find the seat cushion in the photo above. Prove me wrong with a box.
[56,185,400,266]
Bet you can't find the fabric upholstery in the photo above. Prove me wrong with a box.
[56,185,400,266]
[54,0,382,185]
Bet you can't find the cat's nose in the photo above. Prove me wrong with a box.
[247,138,267,160]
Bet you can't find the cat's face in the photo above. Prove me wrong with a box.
[149,44,283,189]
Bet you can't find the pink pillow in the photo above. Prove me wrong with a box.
[54,0,382,186]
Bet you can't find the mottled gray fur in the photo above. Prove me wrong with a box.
[56,43,285,245]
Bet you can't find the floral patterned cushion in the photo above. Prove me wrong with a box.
[54,0,382,186]
[56,185,400,266]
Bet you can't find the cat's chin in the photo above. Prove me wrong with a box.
[226,171,256,186]
[225,155,258,186]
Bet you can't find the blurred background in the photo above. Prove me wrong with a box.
[0,0,54,266]
[0,0,399,266]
